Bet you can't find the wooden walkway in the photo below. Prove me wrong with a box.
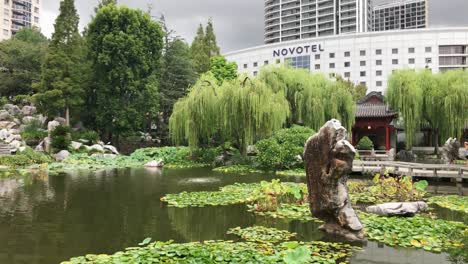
[353,160,467,182]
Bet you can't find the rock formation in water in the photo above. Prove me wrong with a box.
[441,138,461,164]
[366,202,428,217]
[303,119,364,241]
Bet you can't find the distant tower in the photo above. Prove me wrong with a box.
[371,0,428,32]
[0,0,41,41]
[264,0,371,44]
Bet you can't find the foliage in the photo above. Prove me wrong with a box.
[158,36,196,143]
[33,0,88,124]
[62,240,358,264]
[387,69,468,150]
[227,226,296,243]
[72,130,99,144]
[360,212,467,253]
[335,75,368,102]
[190,25,210,75]
[0,147,51,167]
[86,4,163,142]
[20,120,47,141]
[50,125,72,151]
[249,203,319,222]
[349,174,428,204]
[256,126,314,170]
[355,136,374,150]
[0,28,48,97]
[251,180,307,212]
[258,66,356,130]
[130,147,191,164]
[275,169,306,177]
[428,195,468,214]
[209,56,238,85]
[170,75,290,155]
[212,165,264,174]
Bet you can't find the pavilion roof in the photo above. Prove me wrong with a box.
[356,92,397,118]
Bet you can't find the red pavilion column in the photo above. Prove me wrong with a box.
[385,125,390,150]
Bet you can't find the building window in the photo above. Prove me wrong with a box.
[243,64,248,69]
[392,48,398,54]
[276,59,281,64]
[34,7,39,13]
[3,29,8,36]
[409,47,415,53]
[315,54,320,60]
[376,70,382,76]
[360,71,366,77]
[409,58,415,64]
[344,51,350,57]
[3,19,8,26]
[315,64,320,70]
[3,9,8,16]
[360,61,366,66]
[253,62,258,67]
[264,60,269,65]
[329,53,335,59]
[344,72,350,78]
[329,63,335,69]
[360,50,366,56]
[253,71,258,76]
[360,82,366,86]
[425,47,432,53]
[344,62,350,67]
[376,60,382,66]
[286,56,311,69]
[376,81,382,87]
[392,59,398,65]
[4,0,9,4]
[34,17,39,23]
[376,49,382,55]
[425,58,432,64]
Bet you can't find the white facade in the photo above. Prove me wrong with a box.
[264,0,371,44]
[224,28,468,94]
[0,0,41,41]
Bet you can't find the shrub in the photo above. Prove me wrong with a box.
[72,130,100,144]
[21,120,47,141]
[130,147,192,164]
[255,126,315,170]
[50,125,72,152]
[0,147,51,167]
[356,136,374,150]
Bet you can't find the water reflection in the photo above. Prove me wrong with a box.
[0,168,464,264]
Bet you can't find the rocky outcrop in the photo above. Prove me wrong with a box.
[441,138,461,164]
[366,202,428,217]
[144,160,164,168]
[304,119,364,241]
[54,150,70,162]
[396,150,416,162]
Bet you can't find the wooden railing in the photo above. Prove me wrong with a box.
[353,160,467,182]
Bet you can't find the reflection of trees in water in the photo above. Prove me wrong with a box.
[167,204,256,242]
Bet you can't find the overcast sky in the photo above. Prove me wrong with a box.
[39,0,468,53]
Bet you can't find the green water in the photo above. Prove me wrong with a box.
[0,168,463,264]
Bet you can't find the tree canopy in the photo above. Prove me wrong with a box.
[190,19,221,76]
[33,0,87,125]
[0,28,48,97]
[208,56,238,85]
[86,4,163,142]
[387,69,468,150]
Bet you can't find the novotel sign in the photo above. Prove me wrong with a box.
[273,44,324,57]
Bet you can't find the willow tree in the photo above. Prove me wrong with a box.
[259,66,355,131]
[169,73,220,148]
[436,70,468,141]
[219,78,290,155]
[387,69,423,149]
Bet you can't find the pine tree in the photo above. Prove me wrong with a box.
[204,18,220,57]
[95,0,117,13]
[190,24,210,75]
[34,0,87,125]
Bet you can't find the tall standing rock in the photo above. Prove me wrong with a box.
[304,119,364,241]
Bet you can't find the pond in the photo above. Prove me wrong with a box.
[0,168,465,264]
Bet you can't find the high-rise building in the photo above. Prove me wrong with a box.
[371,0,427,32]
[0,0,41,41]
[265,0,371,44]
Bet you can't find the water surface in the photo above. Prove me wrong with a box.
[0,168,464,264]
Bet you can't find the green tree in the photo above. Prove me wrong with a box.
[209,56,238,85]
[87,5,163,144]
[204,18,220,57]
[95,0,117,12]
[0,28,48,97]
[190,24,210,75]
[386,69,423,150]
[34,0,87,125]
